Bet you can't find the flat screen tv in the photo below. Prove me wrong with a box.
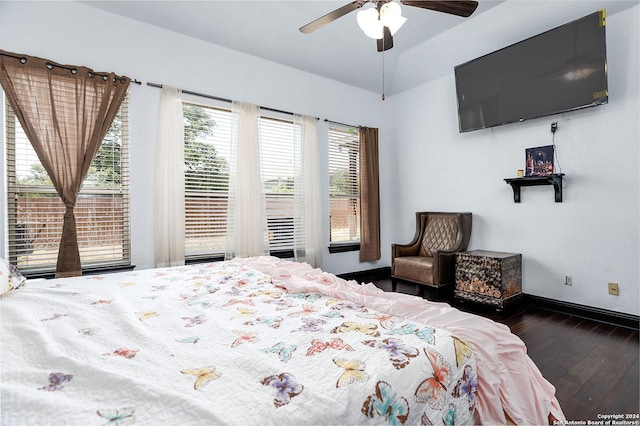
[455,10,608,133]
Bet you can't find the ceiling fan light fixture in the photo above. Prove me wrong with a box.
[385,14,407,36]
[379,2,407,35]
[357,6,384,39]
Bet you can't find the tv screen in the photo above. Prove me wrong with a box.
[455,10,608,133]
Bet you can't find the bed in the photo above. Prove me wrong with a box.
[1,256,564,425]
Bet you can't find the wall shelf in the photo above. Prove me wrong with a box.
[504,173,565,203]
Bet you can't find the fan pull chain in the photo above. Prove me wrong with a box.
[381,42,386,101]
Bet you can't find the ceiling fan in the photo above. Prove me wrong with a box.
[299,1,479,52]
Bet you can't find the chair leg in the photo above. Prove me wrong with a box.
[391,278,397,292]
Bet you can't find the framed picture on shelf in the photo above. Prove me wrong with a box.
[525,145,554,176]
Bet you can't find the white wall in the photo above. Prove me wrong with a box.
[0,0,392,276]
[387,3,639,315]
[1,1,637,315]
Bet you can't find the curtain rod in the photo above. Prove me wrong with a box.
[147,82,317,119]
[324,118,359,129]
[0,51,141,85]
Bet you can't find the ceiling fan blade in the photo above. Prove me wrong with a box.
[377,26,394,52]
[299,1,366,34]
[400,1,479,18]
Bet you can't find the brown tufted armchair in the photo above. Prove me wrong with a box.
[391,212,472,298]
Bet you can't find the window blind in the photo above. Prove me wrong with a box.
[5,95,131,273]
[328,125,360,244]
[183,103,232,258]
[259,116,302,254]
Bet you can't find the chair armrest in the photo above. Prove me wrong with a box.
[432,213,472,284]
[432,250,458,286]
[391,243,420,275]
[391,242,420,258]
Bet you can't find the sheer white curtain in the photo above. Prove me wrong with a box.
[293,115,322,268]
[155,86,185,267]
[225,101,269,259]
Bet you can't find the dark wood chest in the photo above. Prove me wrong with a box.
[455,250,523,309]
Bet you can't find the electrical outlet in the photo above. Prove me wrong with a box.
[608,282,619,296]
[565,275,572,286]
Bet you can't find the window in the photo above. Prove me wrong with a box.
[328,125,360,249]
[259,115,301,256]
[5,95,130,274]
[183,102,303,260]
[183,103,232,259]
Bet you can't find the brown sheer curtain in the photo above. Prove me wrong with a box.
[0,50,130,277]
[359,126,381,262]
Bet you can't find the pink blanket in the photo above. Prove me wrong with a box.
[238,256,566,425]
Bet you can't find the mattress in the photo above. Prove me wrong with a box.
[0,256,564,425]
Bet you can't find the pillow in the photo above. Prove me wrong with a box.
[0,258,27,297]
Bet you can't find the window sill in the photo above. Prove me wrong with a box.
[186,256,225,265]
[185,250,295,265]
[23,263,135,280]
[328,243,360,254]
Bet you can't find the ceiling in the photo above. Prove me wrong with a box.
[81,0,504,96]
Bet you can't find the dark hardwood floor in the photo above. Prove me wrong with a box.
[370,279,640,423]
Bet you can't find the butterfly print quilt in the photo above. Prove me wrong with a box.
[1,256,564,425]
